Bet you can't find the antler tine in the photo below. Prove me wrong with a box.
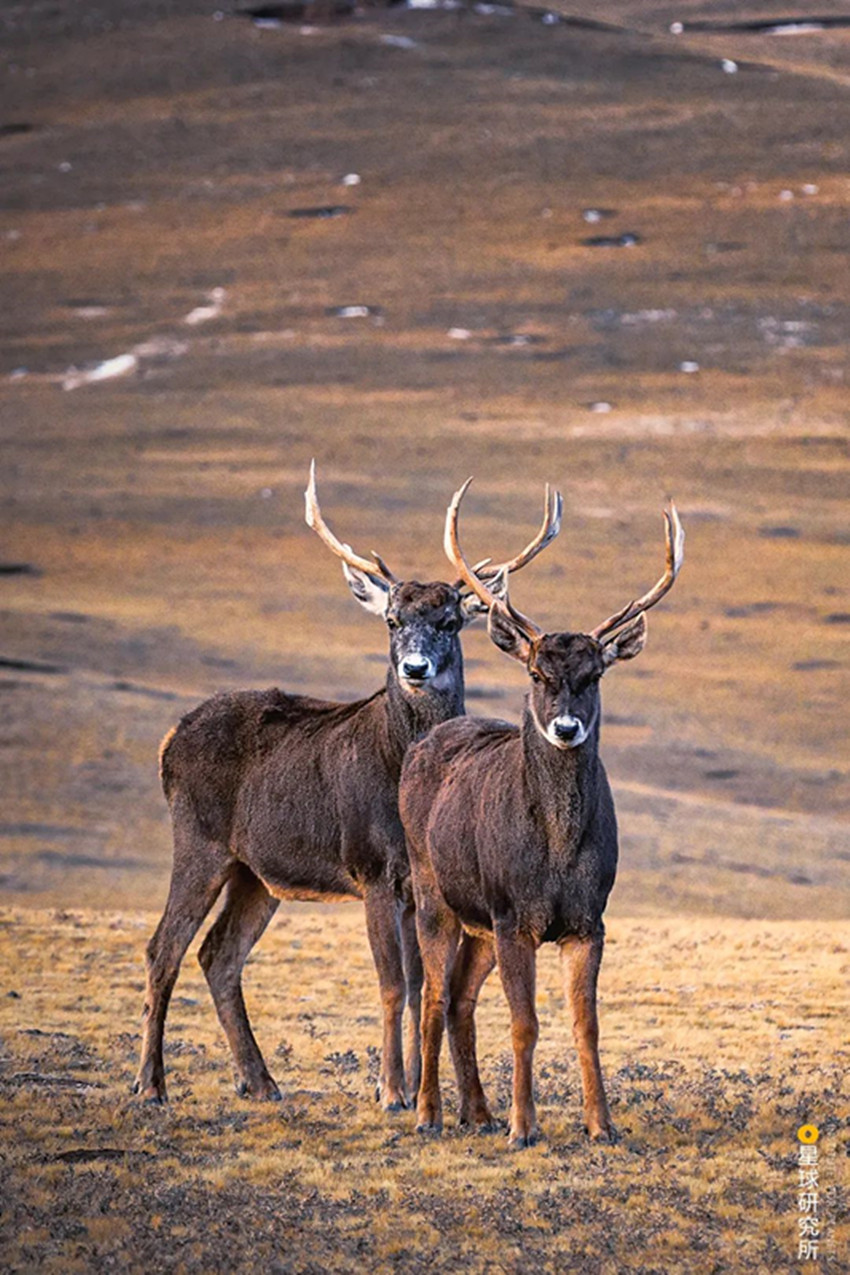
[589,502,685,642]
[444,479,543,638]
[444,479,490,604]
[304,460,398,584]
[476,483,563,583]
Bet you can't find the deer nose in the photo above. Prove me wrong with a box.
[401,657,431,681]
[553,718,581,741]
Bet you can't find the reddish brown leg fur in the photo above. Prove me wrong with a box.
[364,882,413,1111]
[494,927,539,1148]
[414,905,461,1134]
[400,904,423,1100]
[560,933,615,1142]
[447,933,497,1130]
[197,864,281,1101]
[135,809,231,1102]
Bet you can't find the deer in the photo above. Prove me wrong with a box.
[133,463,562,1111]
[399,481,683,1147]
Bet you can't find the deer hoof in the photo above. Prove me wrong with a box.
[507,1127,540,1150]
[376,1079,411,1112]
[415,1119,443,1137]
[235,1077,281,1102]
[134,1080,167,1104]
[587,1122,618,1144]
[458,1111,499,1134]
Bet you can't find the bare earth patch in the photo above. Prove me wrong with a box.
[0,907,846,1272]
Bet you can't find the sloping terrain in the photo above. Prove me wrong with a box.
[0,2,848,1268]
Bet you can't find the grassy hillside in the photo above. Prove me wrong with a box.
[1,907,847,1271]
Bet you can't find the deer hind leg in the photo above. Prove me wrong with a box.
[560,931,615,1142]
[134,811,231,1103]
[447,933,497,1131]
[197,863,281,1101]
[363,880,413,1111]
[494,927,539,1148]
[414,901,461,1135]
[400,902,423,1100]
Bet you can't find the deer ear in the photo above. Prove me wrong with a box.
[342,563,391,618]
[602,613,647,666]
[459,594,487,626]
[488,604,533,664]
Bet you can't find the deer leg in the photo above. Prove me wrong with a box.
[134,823,230,1103]
[198,864,281,1101]
[560,931,615,1142]
[400,902,423,1100]
[494,928,539,1148]
[363,881,410,1111]
[415,902,461,1135]
[447,933,497,1131]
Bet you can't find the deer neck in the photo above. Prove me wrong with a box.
[520,699,600,850]
[382,650,465,766]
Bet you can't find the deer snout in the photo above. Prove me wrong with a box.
[549,715,588,748]
[400,656,434,683]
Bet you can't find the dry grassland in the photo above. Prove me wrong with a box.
[1,906,847,1273]
[2,0,850,1269]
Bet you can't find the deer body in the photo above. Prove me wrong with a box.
[136,582,467,1110]
[162,668,464,905]
[134,465,560,1111]
[162,688,438,903]
[411,705,617,946]
[400,483,683,1147]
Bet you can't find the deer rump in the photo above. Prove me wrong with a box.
[400,714,619,945]
[161,687,406,901]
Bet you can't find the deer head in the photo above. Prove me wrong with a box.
[305,462,562,693]
[445,479,684,746]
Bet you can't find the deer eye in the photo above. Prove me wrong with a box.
[530,671,542,685]
[436,616,459,633]
[387,616,401,630]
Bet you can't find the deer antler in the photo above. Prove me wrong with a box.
[471,483,563,589]
[444,478,549,640]
[589,503,684,642]
[304,460,398,584]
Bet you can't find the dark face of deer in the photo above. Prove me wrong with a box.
[488,609,649,750]
[527,634,606,749]
[342,566,471,692]
[385,581,467,691]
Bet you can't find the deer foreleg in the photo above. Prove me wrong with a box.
[494,927,539,1148]
[400,902,423,1100]
[560,931,615,1142]
[363,882,410,1111]
[414,902,461,1134]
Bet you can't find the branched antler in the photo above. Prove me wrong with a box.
[444,479,555,639]
[305,460,398,584]
[589,504,684,642]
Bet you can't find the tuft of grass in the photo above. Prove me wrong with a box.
[0,906,847,1272]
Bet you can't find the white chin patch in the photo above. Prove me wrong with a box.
[545,716,588,749]
[398,660,435,689]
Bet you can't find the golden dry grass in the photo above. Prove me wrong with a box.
[1,905,847,1272]
[2,1,850,1270]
